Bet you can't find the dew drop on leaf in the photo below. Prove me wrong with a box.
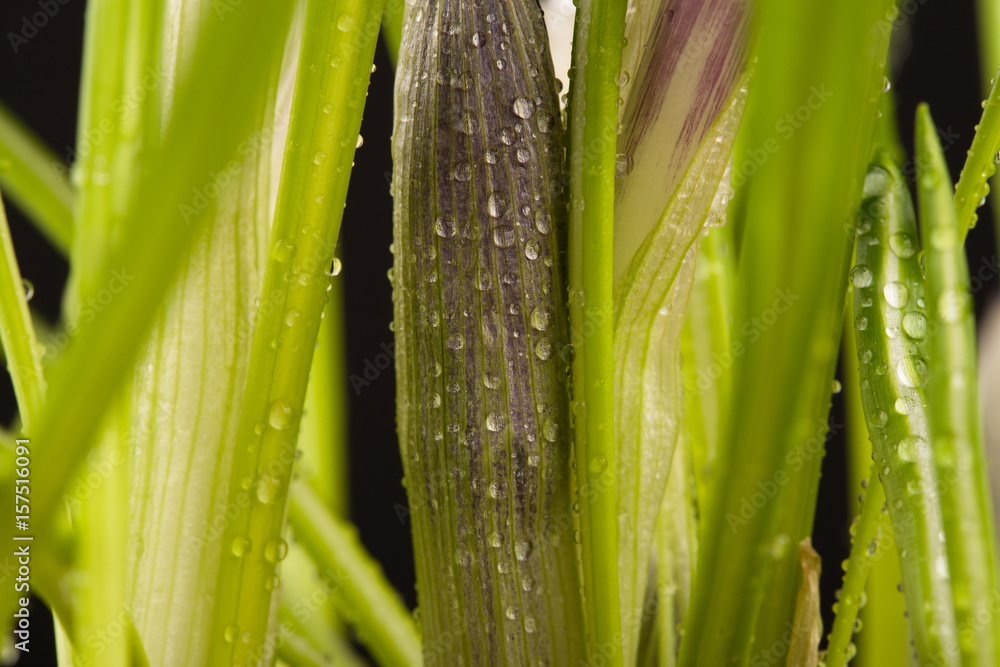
[897,435,925,462]
[268,399,294,430]
[850,266,873,288]
[513,97,535,119]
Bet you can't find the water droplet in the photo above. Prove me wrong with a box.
[938,288,971,323]
[516,147,530,163]
[534,211,551,234]
[493,226,516,247]
[850,266,873,288]
[273,239,295,263]
[488,193,508,218]
[263,538,288,563]
[435,216,456,238]
[231,536,252,558]
[313,151,327,165]
[21,280,33,302]
[489,531,502,547]
[446,334,464,350]
[897,436,925,462]
[525,241,540,260]
[486,148,499,164]
[513,97,535,119]
[888,232,916,258]
[896,355,928,388]
[589,456,608,473]
[453,162,472,181]
[895,397,909,415]
[256,474,280,504]
[336,13,355,31]
[268,400,294,430]
[486,413,505,432]
[535,339,553,360]
[883,281,909,308]
[870,410,887,428]
[356,134,364,148]
[615,153,633,177]
[832,379,842,394]
[542,419,559,442]
[264,575,280,591]
[902,312,928,339]
[285,309,300,327]
[530,306,552,331]
[328,257,343,276]
[855,315,868,331]
[224,624,240,643]
[472,32,483,47]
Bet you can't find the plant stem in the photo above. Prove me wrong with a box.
[566,0,626,662]
[288,484,421,667]
[0,105,73,255]
[10,0,296,570]
[206,0,383,660]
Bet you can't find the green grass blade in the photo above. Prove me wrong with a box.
[825,466,885,667]
[677,0,894,663]
[278,540,366,667]
[843,310,911,667]
[381,0,403,65]
[916,103,1000,666]
[0,192,45,430]
[566,0,627,661]
[852,151,959,664]
[681,223,734,508]
[299,284,349,515]
[612,81,747,665]
[953,75,1000,237]
[0,105,73,255]
[288,484,421,667]
[4,0,297,558]
[205,0,384,660]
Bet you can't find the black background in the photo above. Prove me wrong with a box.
[0,0,997,664]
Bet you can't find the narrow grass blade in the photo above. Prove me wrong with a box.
[381,0,404,65]
[953,75,1000,237]
[392,0,586,662]
[207,0,384,660]
[917,103,1000,666]
[299,284,349,517]
[851,151,959,664]
[680,212,734,512]
[613,80,746,665]
[277,539,367,667]
[825,466,885,667]
[0,192,45,430]
[843,310,911,666]
[678,0,894,662]
[566,0,628,661]
[0,105,73,254]
[288,484,420,667]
